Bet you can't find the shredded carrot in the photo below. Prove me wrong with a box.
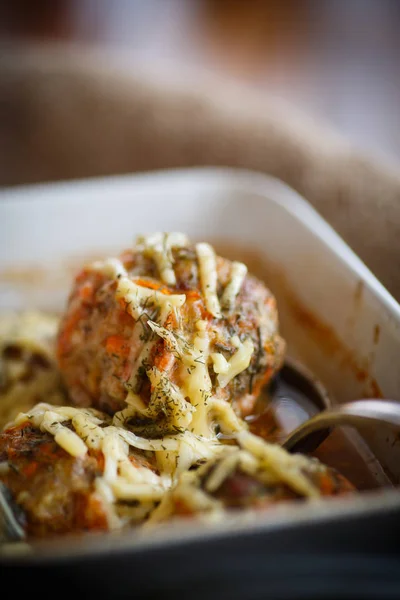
[154,347,175,372]
[184,289,201,301]
[134,278,172,295]
[105,335,131,358]
[164,310,178,329]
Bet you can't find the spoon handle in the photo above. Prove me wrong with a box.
[0,482,25,543]
[282,399,400,453]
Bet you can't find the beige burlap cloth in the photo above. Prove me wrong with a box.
[1,45,400,301]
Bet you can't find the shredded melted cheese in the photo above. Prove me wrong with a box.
[2,233,322,534]
[0,311,65,429]
[196,243,222,318]
[116,277,186,320]
[216,337,254,389]
[91,258,128,279]
[147,436,321,525]
[220,261,247,311]
[14,403,169,529]
[137,232,189,286]
[237,431,319,498]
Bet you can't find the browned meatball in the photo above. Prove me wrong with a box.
[157,448,355,520]
[211,461,354,509]
[0,419,157,539]
[57,236,285,422]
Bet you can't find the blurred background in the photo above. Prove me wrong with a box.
[1,0,400,163]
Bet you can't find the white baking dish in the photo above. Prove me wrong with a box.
[0,167,399,564]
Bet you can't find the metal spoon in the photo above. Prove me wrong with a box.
[281,399,400,453]
[0,482,25,543]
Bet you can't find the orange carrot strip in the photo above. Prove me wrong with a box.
[105,335,131,358]
[184,289,201,301]
[134,278,172,295]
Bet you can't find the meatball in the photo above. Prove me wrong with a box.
[210,458,354,509]
[0,311,66,429]
[151,442,354,522]
[57,234,285,427]
[0,416,158,539]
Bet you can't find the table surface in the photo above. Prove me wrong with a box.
[1,0,400,165]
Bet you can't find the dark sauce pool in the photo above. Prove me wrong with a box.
[247,364,391,491]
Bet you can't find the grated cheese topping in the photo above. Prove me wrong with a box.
[0,311,65,429]
[137,232,189,286]
[7,235,259,526]
[216,337,254,389]
[15,403,169,529]
[2,233,324,534]
[91,258,128,280]
[237,430,320,498]
[196,243,222,318]
[116,277,186,320]
[220,261,247,311]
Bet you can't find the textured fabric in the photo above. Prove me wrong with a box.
[1,45,400,300]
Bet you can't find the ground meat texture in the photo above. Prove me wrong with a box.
[211,465,354,510]
[169,458,354,518]
[0,422,108,538]
[57,244,285,418]
[0,421,156,538]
